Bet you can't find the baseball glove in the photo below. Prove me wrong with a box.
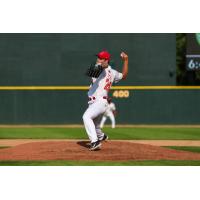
[86,62,103,78]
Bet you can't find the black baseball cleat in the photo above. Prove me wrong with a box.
[99,134,109,142]
[89,140,101,151]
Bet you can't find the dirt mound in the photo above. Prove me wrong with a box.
[0,141,200,161]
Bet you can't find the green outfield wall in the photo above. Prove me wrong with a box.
[1,33,199,124]
[0,89,200,124]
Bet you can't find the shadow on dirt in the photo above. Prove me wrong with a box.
[77,141,90,149]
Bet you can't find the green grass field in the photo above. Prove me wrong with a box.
[1,127,200,166]
[0,127,200,140]
[167,146,200,153]
[1,160,200,166]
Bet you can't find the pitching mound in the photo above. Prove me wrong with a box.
[0,141,200,161]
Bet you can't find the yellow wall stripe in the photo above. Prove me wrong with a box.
[1,86,200,90]
[0,86,88,90]
[112,86,200,90]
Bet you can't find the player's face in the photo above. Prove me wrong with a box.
[96,58,109,68]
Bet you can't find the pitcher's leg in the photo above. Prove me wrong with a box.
[83,108,98,143]
[83,101,107,143]
[94,114,105,140]
[94,114,108,141]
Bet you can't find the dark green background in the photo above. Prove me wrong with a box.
[1,33,199,124]
[0,33,175,86]
[0,90,200,124]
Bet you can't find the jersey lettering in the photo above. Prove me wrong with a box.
[104,71,112,91]
[104,81,112,91]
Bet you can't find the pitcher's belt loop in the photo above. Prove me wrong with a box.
[88,96,107,101]
[88,96,96,101]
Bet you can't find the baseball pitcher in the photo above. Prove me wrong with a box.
[83,50,128,150]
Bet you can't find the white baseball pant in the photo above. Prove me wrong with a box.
[82,99,108,143]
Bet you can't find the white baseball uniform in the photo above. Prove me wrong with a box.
[100,102,116,128]
[82,65,123,143]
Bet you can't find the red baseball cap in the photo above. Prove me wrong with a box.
[96,51,111,61]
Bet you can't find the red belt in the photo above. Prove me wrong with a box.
[88,96,107,101]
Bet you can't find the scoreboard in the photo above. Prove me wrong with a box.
[186,33,200,70]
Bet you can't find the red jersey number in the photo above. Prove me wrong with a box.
[104,82,111,91]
